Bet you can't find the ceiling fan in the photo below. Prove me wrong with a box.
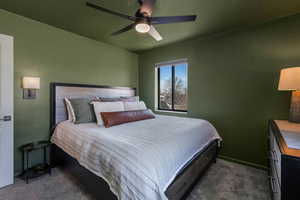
[86,0,197,41]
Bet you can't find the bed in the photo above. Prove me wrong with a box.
[50,82,221,200]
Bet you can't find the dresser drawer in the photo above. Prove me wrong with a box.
[270,133,281,184]
[269,148,281,200]
[269,172,281,200]
[269,120,300,200]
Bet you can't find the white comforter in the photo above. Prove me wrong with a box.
[51,114,221,200]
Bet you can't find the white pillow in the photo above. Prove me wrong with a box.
[92,101,125,126]
[64,98,76,122]
[124,101,147,111]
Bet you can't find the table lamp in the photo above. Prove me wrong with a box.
[278,67,300,123]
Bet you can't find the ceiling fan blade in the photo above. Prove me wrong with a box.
[111,24,136,36]
[86,1,135,21]
[148,25,162,41]
[151,15,197,24]
[140,0,156,16]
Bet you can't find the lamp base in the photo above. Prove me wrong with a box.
[289,91,300,123]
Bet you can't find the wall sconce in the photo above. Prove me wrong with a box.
[22,77,40,99]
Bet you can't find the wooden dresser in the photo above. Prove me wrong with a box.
[268,120,300,200]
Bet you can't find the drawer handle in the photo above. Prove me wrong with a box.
[269,176,278,194]
[271,150,278,162]
[269,151,276,162]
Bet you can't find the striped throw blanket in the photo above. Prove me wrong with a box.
[51,114,221,200]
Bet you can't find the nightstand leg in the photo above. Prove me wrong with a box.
[43,147,46,165]
[26,151,29,184]
[45,146,51,176]
[22,151,25,174]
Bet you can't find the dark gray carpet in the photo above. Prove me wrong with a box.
[0,159,270,200]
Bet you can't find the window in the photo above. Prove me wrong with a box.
[156,60,188,112]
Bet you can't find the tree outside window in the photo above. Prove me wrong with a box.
[157,62,188,112]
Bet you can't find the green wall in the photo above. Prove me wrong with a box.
[0,9,138,174]
[2,7,300,173]
[138,15,300,168]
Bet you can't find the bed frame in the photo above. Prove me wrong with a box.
[50,82,220,200]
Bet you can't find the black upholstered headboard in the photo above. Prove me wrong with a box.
[50,82,136,129]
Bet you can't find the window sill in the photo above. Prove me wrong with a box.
[155,109,188,115]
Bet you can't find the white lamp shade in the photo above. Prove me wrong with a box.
[22,77,40,89]
[278,67,300,91]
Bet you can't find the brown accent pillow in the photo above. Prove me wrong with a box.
[101,109,155,128]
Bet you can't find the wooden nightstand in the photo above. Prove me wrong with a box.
[268,120,300,200]
[20,140,52,183]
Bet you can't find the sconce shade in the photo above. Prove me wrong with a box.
[278,67,300,91]
[22,77,40,89]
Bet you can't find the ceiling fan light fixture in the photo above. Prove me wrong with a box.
[135,23,151,33]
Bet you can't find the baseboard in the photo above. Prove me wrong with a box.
[218,155,268,171]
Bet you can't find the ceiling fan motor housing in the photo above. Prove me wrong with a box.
[135,16,151,25]
[135,8,151,18]
[137,0,144,5]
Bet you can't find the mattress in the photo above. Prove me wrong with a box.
[51,114,221,200]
